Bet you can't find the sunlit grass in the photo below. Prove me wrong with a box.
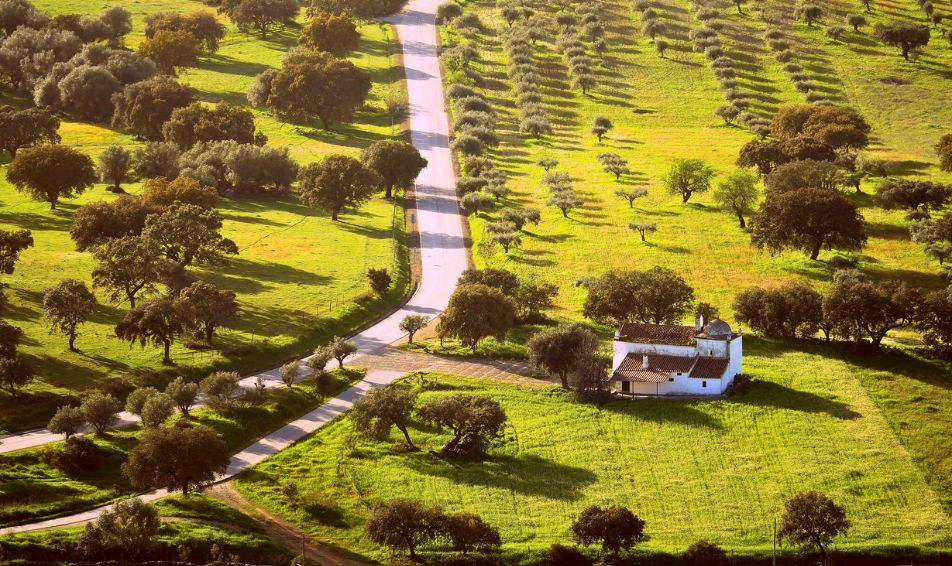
[0,1,408,431]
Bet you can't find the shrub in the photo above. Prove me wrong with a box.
[784,62,803,73]
[776,49,794,62]
[367,267,392,295]
[794,80,814,92]
[47,436,104,475]
[81,393,120,435]
[446,83,475,99]
[140,392,175,428]
[436,2,462,22]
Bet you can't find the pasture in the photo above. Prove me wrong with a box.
[0,0,409,432]
[235,351,952,559]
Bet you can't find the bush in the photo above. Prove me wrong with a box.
[367,267,392,295]
[794,80,814,92]
[784,62,803,73]
[684,540,730,566]
[776,49,794,62]
[140,392,175,428]
[47,436,104,475]
[436,2,463,22]
[547,543,592,565]
[446,83,475,99]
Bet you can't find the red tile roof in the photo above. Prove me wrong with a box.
[618,323,697,346]
[689,358,730,379]
[612,353,697,383]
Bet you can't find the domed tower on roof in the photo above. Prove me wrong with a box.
[701,318,733,339]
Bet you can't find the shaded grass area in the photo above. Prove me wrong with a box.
[0,518,286,565]
[0,369,363,527]
[0,1,409,433]
[235,352,952,559]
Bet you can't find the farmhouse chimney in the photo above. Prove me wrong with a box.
[614,328,620,340]
[695,314,704,332]
[642,354,649,369]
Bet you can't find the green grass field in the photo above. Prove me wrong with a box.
[457,0,952,315]
[0,1,410,432]
[235,356,952,559]
[0,494,285,563]
[0,369,362,527]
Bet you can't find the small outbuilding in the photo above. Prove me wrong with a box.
[610,317,742,396]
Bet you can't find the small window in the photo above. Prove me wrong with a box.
[668,377,674,382]
[702,381,707,388]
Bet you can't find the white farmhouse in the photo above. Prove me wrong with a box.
[609,317,742,396]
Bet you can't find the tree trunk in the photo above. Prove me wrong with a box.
[49,198,57,210]
[331,208,339,221]
[639,231,646,242]
[163,340,172,365]
[127,291,137,309]
[809,241,822,260]
[397,424,417,450]
[385,184,394,199]
[559,372,569,390]
[205,323,215,345]
[68,332,77,352]
[561,208,569,218]
[682,192,691,203]
[902,45,910,60]
[735,209,746,228]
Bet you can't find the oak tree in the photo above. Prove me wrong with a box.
[436,284,515,352]
[713,169,758,228]
[361,139,427,198]
[663,158,715,203]
[114,297,185,364]
[751,188,866,260]
[43,279,97,351]
[298,154,380,220]
[123,423,229,495]
[351,385,418,448]
[6,144,96,209]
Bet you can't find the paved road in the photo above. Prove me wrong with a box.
[0,0,464,535]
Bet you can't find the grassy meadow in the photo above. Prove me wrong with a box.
[235,361,952,559]
[0,369,363,527]
[0,1,410,432]
[455,0,952,315]
[0,494,286,563]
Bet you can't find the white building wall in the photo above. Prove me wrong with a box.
[616,375,724,396]
[612,341,697,371]
[728,335,743,379]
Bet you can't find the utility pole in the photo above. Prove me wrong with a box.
[772,517,777,566]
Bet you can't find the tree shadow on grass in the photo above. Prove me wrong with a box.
[728,380,862,420]
[0,210,73,232]
[601,398,724,430]
[405,453,596,501]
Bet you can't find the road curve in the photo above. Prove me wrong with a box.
[0,0,463,535]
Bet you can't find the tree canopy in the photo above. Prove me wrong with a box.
[111,76,194,139]
[219,0,299,37]
[583,267,695,325]
[114,297,185,364]
[300,11,359,55]
[751,188,866,260]
[361,139,428,198]
[298,154,380,220]
[713,169,759,228]
[6,144,96,209]
[527,324,599,389]
[351,386,418,448]
[123,423,229,495]
[777,491,849,562]
[254,48,371,129]
[875,21,930,60]
[43,279,97,351]
[663,158,715,202]
[0,105,60,158]
[437,283,516,351]
[571,505,646,558]
[417,394,507,458]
